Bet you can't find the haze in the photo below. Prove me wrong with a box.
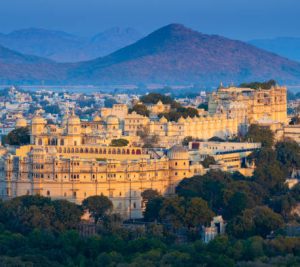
[0,0,299,40]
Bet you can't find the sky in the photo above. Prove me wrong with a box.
[0,0,299,40]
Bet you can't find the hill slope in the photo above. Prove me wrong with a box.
[249,37,300,62]
[0,45,68,84]
[0,27,142,62]
[69,24,300,86]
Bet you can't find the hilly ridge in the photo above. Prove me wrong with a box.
[1,24,300,86]
[0,27,143,62]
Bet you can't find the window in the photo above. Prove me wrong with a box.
[47,190,50,196]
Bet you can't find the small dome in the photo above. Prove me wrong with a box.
[167,145,189,160]
[16,117,27,128]
[67,112,81,125]
[93,115,102,122]
[32,114,46,125]
[159,116,168,123]
[178,117,185,123]
[106,115,119,125]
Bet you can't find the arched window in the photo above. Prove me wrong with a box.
[112,149,116,154]
[108,149,111,154]
[47,190,50,196]
[127,149,130,154]
[38,138,42,145]
[63,148,66,153]
[99,149,102,154]
[95,149,98,153]
[90,148,94,153]
[132,149,135,155]
[75,148,79,153]
[85,148,88,153]
[103,149,106,154]
[122,149,125,154]
[117,149,121,154]
[67,148,70,153]
[80,148,83,153]
[60,139,64,146]
[136,149,141,155]
[71,148,74,153]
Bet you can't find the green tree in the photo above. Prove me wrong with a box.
[143,197,164,222]
[227,206,284,238]
[159,196,185,229]
[182,136,193,146]
[198,103,208,111]
[82,195,113,224]
[5,127,30,146]
[201,155,216,168]
[275,139,300,174]
[110,138,129,147]
[245,124,274,147]
[239,79,276,90]
[129,103,150,117]
[184,198,215,228]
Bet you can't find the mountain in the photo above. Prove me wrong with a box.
[69,24,300,86]
[0,45,68,84]
[1,24,300,86]
[0,27,143,62]
[249,37,300,62]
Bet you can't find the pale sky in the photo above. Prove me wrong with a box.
[0,0,299,40]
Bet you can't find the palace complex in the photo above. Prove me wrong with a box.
[0,85,288,218]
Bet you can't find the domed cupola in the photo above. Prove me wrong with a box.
[167,145,189,160]
[67,110,81,134]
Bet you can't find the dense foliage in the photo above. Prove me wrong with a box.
[129,103,150,117]
[239,79,277,89]
[244,124,274,147]
[4,127,30,146]
[110,138,129,147]
[0,128,300,266]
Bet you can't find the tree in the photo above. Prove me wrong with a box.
[239,79,276,90]
[184,198,215,228]
[4,127,30,146]
[143,196,164,222]
[159,196,185,229]
[201,155,216,168]
[137,126,160,148]
[0,195,83,233]
[140,93,173,105]
[129,103,150,117]
[141,189,160,203]
[82,195,113,224]
[227,206,284,238]
[198,103,208,111]
[110,139,129,147]
[275,139,300,174]
[182,136,193,146]
[245,124,274,147]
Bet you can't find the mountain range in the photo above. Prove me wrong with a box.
[1,24,300,86]
[0,27,142,62]
[249,37,300,62]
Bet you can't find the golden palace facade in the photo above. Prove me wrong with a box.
[208,86,287,126]
[0,112,202,218]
